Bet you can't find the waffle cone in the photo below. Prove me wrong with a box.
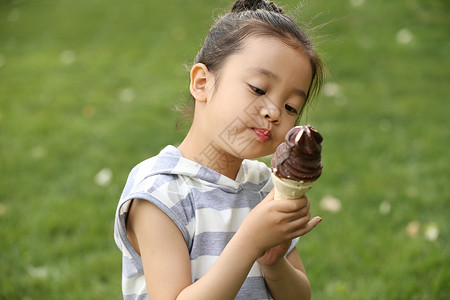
[271,173,315,200]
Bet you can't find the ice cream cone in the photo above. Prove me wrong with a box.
[271,173,315,200]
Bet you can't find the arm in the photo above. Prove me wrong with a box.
[127,198,261,300]
[127,191,319,299]
[257,195,322,300]
[259,248,312,300]
[126,199,192,299]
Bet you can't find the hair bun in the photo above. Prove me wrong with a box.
[231,0,283,14]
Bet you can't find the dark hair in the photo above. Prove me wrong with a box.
[178,0,324,125]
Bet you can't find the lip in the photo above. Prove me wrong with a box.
[253,128,271,143]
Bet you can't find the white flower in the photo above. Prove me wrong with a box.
[60,50,76,65]
[396,29,413,45]
[7,8,20,22]
[30,145,46,160]
[119,88,135,102]
[27,266,49,279]
[379,201,391,215]
[406,221,420,238]
[323,82,341,97]
[94,168,113,187]
[424,223,439,241]
[0,203,7,216]
[320,195,341,213]
[350,0,365,7]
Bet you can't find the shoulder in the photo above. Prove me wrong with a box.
[120,145,186,201]
[115,172,195,255]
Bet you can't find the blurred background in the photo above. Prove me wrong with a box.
[0,0,448,299]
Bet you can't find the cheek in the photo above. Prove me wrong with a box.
[273,132,286,149]
[283,115,298,129]
[276,121,297,142]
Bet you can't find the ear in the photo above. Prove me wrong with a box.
[189,63,210,103]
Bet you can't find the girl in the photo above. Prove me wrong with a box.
[114,0,324,299]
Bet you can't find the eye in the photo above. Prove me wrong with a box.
[285,104,298,115]
[250,85,266,96]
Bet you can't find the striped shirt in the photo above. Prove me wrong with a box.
[114,145,299,300]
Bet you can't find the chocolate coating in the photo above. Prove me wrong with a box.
[271,125,323,182]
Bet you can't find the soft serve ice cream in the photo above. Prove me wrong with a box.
[270,125,323,199]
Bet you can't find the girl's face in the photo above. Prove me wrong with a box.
[200,36,313,160]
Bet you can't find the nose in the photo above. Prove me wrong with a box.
[260,105,280,125]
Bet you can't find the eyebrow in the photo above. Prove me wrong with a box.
[247,67,307,99]
[248,67,279,80]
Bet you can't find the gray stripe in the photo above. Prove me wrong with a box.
[142,173,177,194]
[153,153,180,172]
[235,276,273,300]
[124,293,148,300]
[193,189,263,211]
[122,255,140,278]
[170,193,195,226]
[192,276,272,299]
[117,210,144,273]
[197,165,221,183]
[190,231,235,260]
[242,180,270,192]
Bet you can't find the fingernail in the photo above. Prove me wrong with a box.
[318,218,323,223]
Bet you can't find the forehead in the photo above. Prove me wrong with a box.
[224,36,310,69]
[220,36,313,86]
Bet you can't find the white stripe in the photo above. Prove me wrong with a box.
[241,160,270,184]
[191,256,263,279]
[186,177,217,193]
[123,273,147,296]
[248,262,263,278]
[150,183,183,209]
[194,208,251,235]
[114,234,123,252]
[119,199,133,216]
[135,160,157,184]
[122,243,133,260]
[165,179,192,205]
[173,158,202,176]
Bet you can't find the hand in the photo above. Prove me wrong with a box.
[238,190,321,258]
[257,219,322,267]
[257,241,292,266]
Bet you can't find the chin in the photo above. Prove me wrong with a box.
[239,142,277,160]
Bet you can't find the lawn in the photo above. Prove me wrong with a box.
[0,0,448,299]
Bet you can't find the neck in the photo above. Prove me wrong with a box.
[177,130,243,180]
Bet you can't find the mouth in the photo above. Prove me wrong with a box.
[252,128,271,143]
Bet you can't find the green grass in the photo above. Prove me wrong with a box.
[0,0,448,299]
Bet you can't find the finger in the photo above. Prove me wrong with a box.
[284,194,308,201]
[284,206,310,222]
[286,212,311,229]
[293,216,323,237]
[276,199,308,213]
